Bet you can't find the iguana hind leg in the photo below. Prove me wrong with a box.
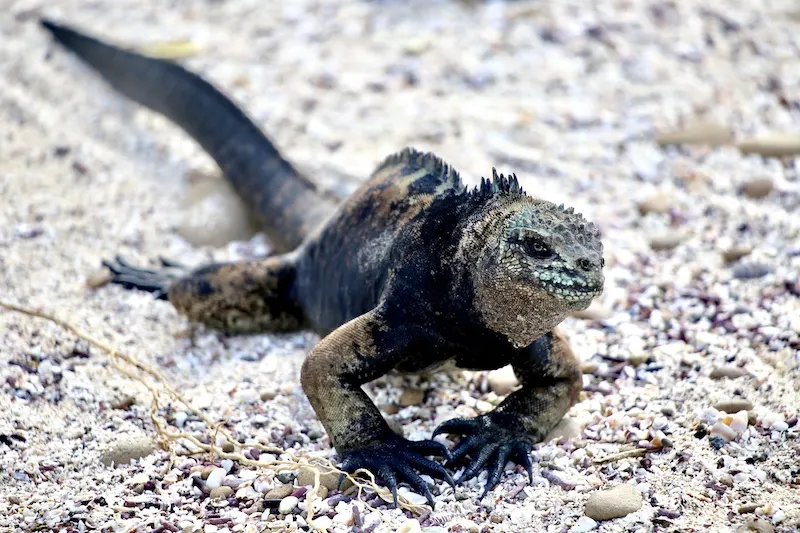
[301,308,454,507]
[104,255,306,333]
[434,328,581,497]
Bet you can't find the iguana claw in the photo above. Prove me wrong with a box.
[102,255,183,300]
[433,414,535,499]
[338,434,454,508]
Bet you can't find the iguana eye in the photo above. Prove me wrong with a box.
[526,240,555,259]
[509,233,555,259]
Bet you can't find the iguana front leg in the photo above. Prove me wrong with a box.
[301,308,454,507]
[433,328,581,497]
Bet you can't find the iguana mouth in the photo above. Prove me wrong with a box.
[533,270,602,302]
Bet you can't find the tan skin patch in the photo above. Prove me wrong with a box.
[167,255,305,333]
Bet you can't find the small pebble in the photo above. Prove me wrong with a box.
[654,121,732,146]
[278,495,299,515]
[710,422,737,441]
[739,177,774,199]
[709,435,728,449]
[99,437,156,467]
[771,421,789,432]
[86,268,113,288]
[297,465,352,491]
[311,516,332,530]
[397,519,422,533]
[570,516,598,532]
[710,366,748,380]
[722,246,753,264]
[742,517,775,533]
[276,471,296,484]
[205,468,226,489]
[265,484,294,500]
[738,134,800,157]
[637,192,672,215]
[399,388,425,406]
[210,486,232,499]
[584,484,643,520]
[731,262,772,280]
[649,233,683,251]
[714,399,753,412]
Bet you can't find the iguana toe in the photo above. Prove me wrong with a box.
[102,255,182,300]
[434,414,536,499]
[338,434,454,508]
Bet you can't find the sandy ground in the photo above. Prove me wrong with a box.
[1,0,799,532]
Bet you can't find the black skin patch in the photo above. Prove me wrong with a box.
[46,20,596,507]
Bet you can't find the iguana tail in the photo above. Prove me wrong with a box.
[40,19,338,253]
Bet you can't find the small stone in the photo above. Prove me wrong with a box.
[771,421,789,432]
[205,468,226,489]
[276,471,296,484]
[311,516,333,530]
[719,474,734,487]
[655,121,732,147]
[545,417,582,442]
[710,422,737,441]
[741,178,775,199]
[86,268,112,288]
[649,233,683,251]
[731,263,772,280]
[381,403,400,415]
[724,411,749,434]
[714,399,753,412]
[397,519,422,533]
[637,193,672,215]
[297,465,352,491]
[110,395,136,410]
[265,484,294,500]
[710,366,748,380]
[399,388,425,407]
[403,38,430,56]
[570,516,598,532]
[584,484,643,520]
[173,411,188,428]
[742,517,775,533]
[738,134,800,157]
[739,503,761,514]
[210,486,232,499]
[722,246,753,264]
[278,495,299,515]
[627,353,649,367]
[709,435,727,449]
[99,436,156,467]
[260,389,278,401]
[487,366,519,395]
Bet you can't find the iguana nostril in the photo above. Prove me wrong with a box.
[577,258,594,271]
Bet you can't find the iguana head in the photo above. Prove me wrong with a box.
[463,170,604,348]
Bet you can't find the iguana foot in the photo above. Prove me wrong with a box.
[102,255,184,300]
[433,413,535,498]
[338,434,454,508]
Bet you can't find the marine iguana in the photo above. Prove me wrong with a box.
[41,19,605,505]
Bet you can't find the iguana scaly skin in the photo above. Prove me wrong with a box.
[41,19,605,504]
